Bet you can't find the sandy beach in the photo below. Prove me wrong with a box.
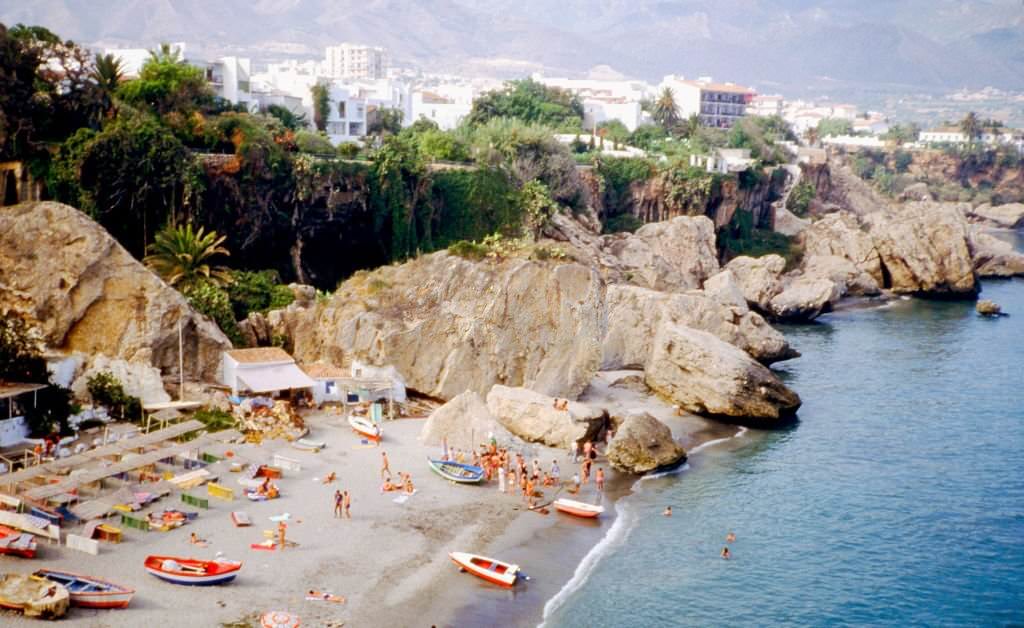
[2,372,735,627]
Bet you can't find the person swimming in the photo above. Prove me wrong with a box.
[721,546,731,560]
[726,532,736,543]
[663,506,672,516]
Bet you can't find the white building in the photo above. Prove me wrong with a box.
[349,78,412,126]
[104,42,187,77]
[748,94,784,118]
[325,85,367,145]
[324,43,387,80]
[919,126,1024,151]
[411,86,474,130]
[689,148,756,174]
[203,56,253,108]
[0,383,45,449]
[533,74,650,131]
[219,348,315,398]
[821,135,886,149]
[659,75,755,128]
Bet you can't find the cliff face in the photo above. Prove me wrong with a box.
[906,150,1024,200]
[0,202,231,381]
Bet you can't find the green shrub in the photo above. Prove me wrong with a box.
[226,270,294,320]
[603,213,644,233]
[337,142,360,158]
[447,240,489,260]
[184,280,244,346]
[294,130,335,154]
[786,180,816,217]
[193,407,235,432]
[718,210,803,270]
[86,372,142,421]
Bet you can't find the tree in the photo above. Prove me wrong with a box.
[817,118,853,138]
[144,223,232,288]
[681,113,701,139]
[0,309,47,383]
[367,107,404,138]
[91,53,124,96]
[294,130,335,154]
[597,119,630,147]
[652,87,681,131]
[264,104,307,131]
[465,78,583,129]
[116,50,212,115]
[960,112,981,144]
[311,82,330,132]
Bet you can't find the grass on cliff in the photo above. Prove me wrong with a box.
[718,210,803,270]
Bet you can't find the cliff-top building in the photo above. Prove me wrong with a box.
[660,75,755,129]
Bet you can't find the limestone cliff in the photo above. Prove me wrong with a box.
[0,202,231,382]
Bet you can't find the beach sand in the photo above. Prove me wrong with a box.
[2,372,734,627]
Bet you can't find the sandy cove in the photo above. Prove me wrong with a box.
[2,372,737,627]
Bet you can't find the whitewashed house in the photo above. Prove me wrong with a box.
[300,362,349,405]
[325,85,367,145]
[219,348,315,398]
[659,75,755,129]
[0,383,45,448]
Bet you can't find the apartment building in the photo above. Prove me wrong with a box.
[533,74,649,131]
[325,85,367,145]
[748,94,784,118]
[412,86,474,130]
[324,43,387,79]
[660,76,755,128]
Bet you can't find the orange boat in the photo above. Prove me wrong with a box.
[348,415,382,441]
[553,498,605,519]
[449,552,521,588]
[0,525,37,558]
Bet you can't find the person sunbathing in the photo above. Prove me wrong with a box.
[381,479,399,492]
[189,532,208,546]
[307,590,346,603]
[322,472,337,484]
[403,478,415,494]
[542,472,554,487]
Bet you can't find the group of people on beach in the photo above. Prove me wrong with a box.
[379,451,416,495]
[333,489,352,518]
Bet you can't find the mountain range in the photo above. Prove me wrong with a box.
[2,0,1023,92]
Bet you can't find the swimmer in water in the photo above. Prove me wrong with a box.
[726,532,736,543]
[721,546,731,560]
[663,506,672,516]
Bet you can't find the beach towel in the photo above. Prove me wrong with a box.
[268,513,291,522]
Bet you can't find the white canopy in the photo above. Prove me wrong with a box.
[237,363,316,393]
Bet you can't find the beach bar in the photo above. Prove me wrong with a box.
[220,348,315,398]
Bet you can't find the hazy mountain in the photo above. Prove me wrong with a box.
[2,0,1022,90]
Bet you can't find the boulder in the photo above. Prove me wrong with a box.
[646,324,801,423]
[966,225,1024,278]
[602,284,795,367]
[273,254,606,400]
[602,216,720,291]
[238,311,273,347]
[898,182,933,203]
[802,255,880,297]
[420,390,519,451]
[70,355,171,406]
[773,206,810,237]
[967,203,1024,229]
[702,270,749,311]
[0,202,231,381]
[485,385,606,449]
[724,255,786,311]
[866,203,978,296]
[605,412,687,474]
[975,300,1003,316]
[769,276,841,321]
[801,211,883,284]
[288,283,317,309]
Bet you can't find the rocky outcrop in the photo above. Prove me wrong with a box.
[768,276,841,322]
[967,203,1024,229]
[866,203,978,296]
[70,355,171,405]
[485,385,605,449]
[976,300,1003,316]
[774,206,810,236]
[420,391,519,451]
[646,324,801,423]
[801,211,883,284]
[0,202,231,381]
[602,284,795,367]
[605,412,687,474]
[966,226,1024,278]
[724,255,786,312]
[273,254,606,400]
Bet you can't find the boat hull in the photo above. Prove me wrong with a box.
[34,569,134,609]
[348,417,382,441]
[428,459,484,484]
[145,566,238,586]
[144,556,241,586]
[553,498,604,518]
[449,552,518,588]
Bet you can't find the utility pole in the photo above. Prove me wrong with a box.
[178,320,184,401]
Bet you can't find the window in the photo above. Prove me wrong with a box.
[338,101,347,118]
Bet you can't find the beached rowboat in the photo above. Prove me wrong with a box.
[144,555,242,586]
[33,569,134,609]
[553,498,605,518]
[0,573,69,619]
[449,552,521,587]
[348,415,382,441]
[0,524,37,558]
[290,438,325,452]
[427,458,485,484]
[231,511,252,527]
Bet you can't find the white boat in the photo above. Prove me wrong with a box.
[290,438,326,452]
[348,415,382,441]
[449,551,520,587]
[553,498,605,518]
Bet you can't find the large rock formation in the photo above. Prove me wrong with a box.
[419,391,519,451]
[801,255,880,297]
[967,203,1024,229]
[801,211,883,284]
[0,202,231,381]
[485,385,606,449]
[605,412,687,474]
[724,255,786,312]
[602,284,795,366]
[866,203,978,296]
[70,355,171,405]
[966,225,1024,278]
[768,276,841,322]
[646,324,801,423]
[274,254,606,400]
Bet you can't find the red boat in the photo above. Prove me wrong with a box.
[33,570,134,609]
[553,498,605,519]
[0,525,37,558]
[348,415,382,441]
[144,555,242,586]
[449,552,520,587]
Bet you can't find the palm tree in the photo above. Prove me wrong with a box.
[804,127,819,147]
[148,42,183,64]
[959,111,981,145]
[682,113,701,139]
[90,53,124,107]
[652,87,681,131]
[144,223,232,288]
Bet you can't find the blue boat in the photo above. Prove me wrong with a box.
[427,458,485,484]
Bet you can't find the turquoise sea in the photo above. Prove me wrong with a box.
[545,234,1024,627]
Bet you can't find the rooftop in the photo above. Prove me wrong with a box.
[683,80,754,95]
[0,382,47,400]
[301,362,349,379]
[225,347,294,364]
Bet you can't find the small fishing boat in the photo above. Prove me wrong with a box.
[449,552,521,588]
[144,555,242,586]
[0,524,37,558]
[348,415,382,441]
[553,498,605,519]
[231,511,252,527]
[290,438,326,452]
[427,458,485,484]
[33,569,134,609]
[0,573,69,619]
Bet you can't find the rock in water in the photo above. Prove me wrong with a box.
[966,225,1024,278]
[768,276,842,322]
[0,202,230,381]
[420,391,519,451]
[606,412,686,474]
[967,203,1024,229]
[976,300,1003,316]
[485,385,606,449]
[646,324,801,423]
[866,203,978,297]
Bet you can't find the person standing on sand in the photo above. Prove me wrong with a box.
[334,490,343,518]
[596,467,605,491]
[581,458,592,484]
[663,506,672,516]
[570,472,581,494]
[551,459,560,483]
[498,464,506,493]
[381,451,390,480]
[343,491,351,519]
[570,440,579,463]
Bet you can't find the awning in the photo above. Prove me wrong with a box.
[237,363,316,393]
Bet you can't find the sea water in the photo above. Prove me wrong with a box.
[545,236,1024,627]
